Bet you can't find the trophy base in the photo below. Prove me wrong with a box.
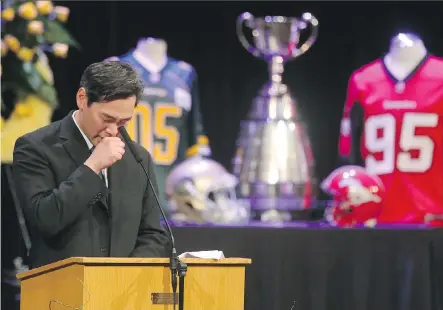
[237,181,317,207]
[236,195,320,225]
[236,180,319,223]
[243,196,307,210]
[239,198,320,223]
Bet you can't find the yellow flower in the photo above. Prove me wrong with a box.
[54,6,70,22]
[17,47,34,62]
[1,40,7,57]
[36,1,53,15]
[27,20,44,35]
[4,35,20,53]
[15,103,33,117]
[52,43,69,58]
[18,2,38,20]
[1,8,15,21]
[1,95,53,163]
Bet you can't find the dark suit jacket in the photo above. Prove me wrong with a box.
[12,111,170,268]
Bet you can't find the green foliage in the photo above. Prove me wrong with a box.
[44,19,80,49]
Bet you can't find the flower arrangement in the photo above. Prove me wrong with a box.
[1,0,80,163]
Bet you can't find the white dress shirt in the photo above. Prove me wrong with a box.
[72,111,108,187]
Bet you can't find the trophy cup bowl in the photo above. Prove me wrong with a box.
[236,12,318,60]
[233,12,319,223]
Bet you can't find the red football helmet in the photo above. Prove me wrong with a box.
[321,165,385,227]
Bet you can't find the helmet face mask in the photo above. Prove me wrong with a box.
[166,157,250,225]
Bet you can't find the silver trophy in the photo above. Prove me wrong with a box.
[233,12,319,223]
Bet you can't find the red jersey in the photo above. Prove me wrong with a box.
[338,53,443,225]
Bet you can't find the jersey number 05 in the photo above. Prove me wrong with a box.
[364,112,439,175]
[126,101,183,166]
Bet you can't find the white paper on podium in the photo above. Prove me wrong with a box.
[178,250,225,260]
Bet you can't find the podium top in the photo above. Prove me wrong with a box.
[17,257,252,281]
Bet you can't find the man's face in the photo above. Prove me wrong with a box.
[76,88,135,145]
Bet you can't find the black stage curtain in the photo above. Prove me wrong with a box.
[173,226,443,310]
[48,1,443,182]
[2,1,443,309]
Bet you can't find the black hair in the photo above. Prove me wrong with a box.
[79,61,144,105]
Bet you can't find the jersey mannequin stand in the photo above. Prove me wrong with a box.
[133,38,189,307]
[383,32,428,93]
[383,34,443,225]
[133,37,168,82]
[337,30,443,226]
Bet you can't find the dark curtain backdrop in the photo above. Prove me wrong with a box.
[2,1,443,309]
[48,1,443,183]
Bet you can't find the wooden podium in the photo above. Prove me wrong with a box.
[17,257,251,310]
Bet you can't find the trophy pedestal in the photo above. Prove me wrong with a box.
[233,83,317,223]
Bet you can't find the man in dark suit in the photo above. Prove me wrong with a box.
[12,61,169,268]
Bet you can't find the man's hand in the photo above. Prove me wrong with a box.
[84,137,125,174]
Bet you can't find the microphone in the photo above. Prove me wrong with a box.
[118,126,184,309]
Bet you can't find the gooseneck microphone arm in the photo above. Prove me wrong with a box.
[118,127,187,310]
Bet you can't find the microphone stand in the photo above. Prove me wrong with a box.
[177,258,187,310]
[118,127,187,310]
[139,166,187,310]
[166,227,187,310]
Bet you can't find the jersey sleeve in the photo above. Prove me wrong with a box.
[338,74,364,166]
[349,101,364,166]
[185,71,211,158]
